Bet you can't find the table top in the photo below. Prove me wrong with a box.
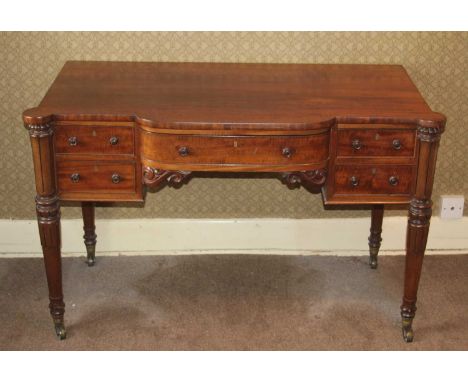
[24,61,444,130]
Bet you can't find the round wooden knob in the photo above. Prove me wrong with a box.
[111,173,121,184]
[349,176,359,187]
[68,136,78,146]
[392,139,402,150]
[70,173,80,183]
[178,146,189,157]
[351,139,362,150]
[388,176,399,186]
[109,136,119,145]
[282,147,293,158]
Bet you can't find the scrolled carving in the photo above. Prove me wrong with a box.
[143,166,192,189]
[166,171,191,185]
[280,169,327,191]
[26,123,54,138]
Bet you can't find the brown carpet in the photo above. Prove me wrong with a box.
[0,254,467,350]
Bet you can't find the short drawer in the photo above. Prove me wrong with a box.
[57,161,136,193]
[337,128,416,157]
[334,165,413,195]
[141,132,329,166]
[55,125,134,155]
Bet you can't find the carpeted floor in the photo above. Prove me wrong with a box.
[0,254,467,350]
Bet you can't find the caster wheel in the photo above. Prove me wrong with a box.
[86,257,95,267]
[401,317,414,343]
[85,244,96,266]
[54,323,67,340]
[402,327,414,343]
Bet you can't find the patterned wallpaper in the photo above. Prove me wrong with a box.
[0,32,466,220]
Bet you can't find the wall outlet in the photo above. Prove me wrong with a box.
[439,195,464,219]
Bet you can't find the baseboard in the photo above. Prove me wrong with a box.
[1,217,467,257]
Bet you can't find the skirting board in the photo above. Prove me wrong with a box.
[1,217,468,258]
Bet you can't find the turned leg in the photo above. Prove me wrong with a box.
[368,204,384,269]
[26,118,66,339]
[37,196,66,339]
[401,198,432,342]
[399,121,444,342]
[82,202,97,266]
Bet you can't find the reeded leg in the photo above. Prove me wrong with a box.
[82,202,97,266]
[26,118,67,339]
[36,196,66,340]
[400,198,432,343]
[398,121,444,342]
[368,204,384,269]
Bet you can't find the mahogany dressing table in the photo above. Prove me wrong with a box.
[23,61,446,342]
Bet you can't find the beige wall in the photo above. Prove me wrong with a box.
[0,32,466,220]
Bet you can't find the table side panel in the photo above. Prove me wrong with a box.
[323,124,419,204]
[54,121,143,201]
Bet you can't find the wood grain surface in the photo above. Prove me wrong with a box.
[23,61,444,130]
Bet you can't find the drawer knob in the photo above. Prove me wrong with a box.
[70,173,80,183]
[111,173,121,184]
[109,136,119,145]
[392,139,402,150]
[389,176,399,186]
[68,136,78,146]
[351,139,362,150]
[349,176,359,187]
[178,146,189,157]
[282,147,294,158]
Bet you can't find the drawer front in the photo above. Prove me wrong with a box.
[334,165,413,195]
[55,125,135,155]
[57,161,136,193]
[141,132,329,165]
[337,129,415,157]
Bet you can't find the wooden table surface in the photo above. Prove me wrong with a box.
[25,61,443,129]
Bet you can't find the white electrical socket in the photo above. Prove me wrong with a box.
[439,195,464,219]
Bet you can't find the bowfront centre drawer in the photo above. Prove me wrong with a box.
[337,127,416,158]
[55,125,135,156]
[140,132,329,166]
[334,165,414,195]
[57,161,136,194]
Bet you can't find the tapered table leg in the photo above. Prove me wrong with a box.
[401,198,432,342]
[36,195,66,339]
[368,204,384,269]
[400,121,444,342]
[26,118,66,339]
[82,202,97,266]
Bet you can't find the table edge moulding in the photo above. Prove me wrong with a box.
[23,61,446,343]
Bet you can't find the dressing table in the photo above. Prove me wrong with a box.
[23,61,446,342]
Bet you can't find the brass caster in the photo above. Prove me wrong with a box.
[402,327,414,342]
[86,256,95,267]
[54,323,67,340]
[402,318,414,343]
[369,255,378,269]
[85,244,95,267]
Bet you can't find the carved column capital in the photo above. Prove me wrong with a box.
[25,122,55,138]
[416,120,445,142]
